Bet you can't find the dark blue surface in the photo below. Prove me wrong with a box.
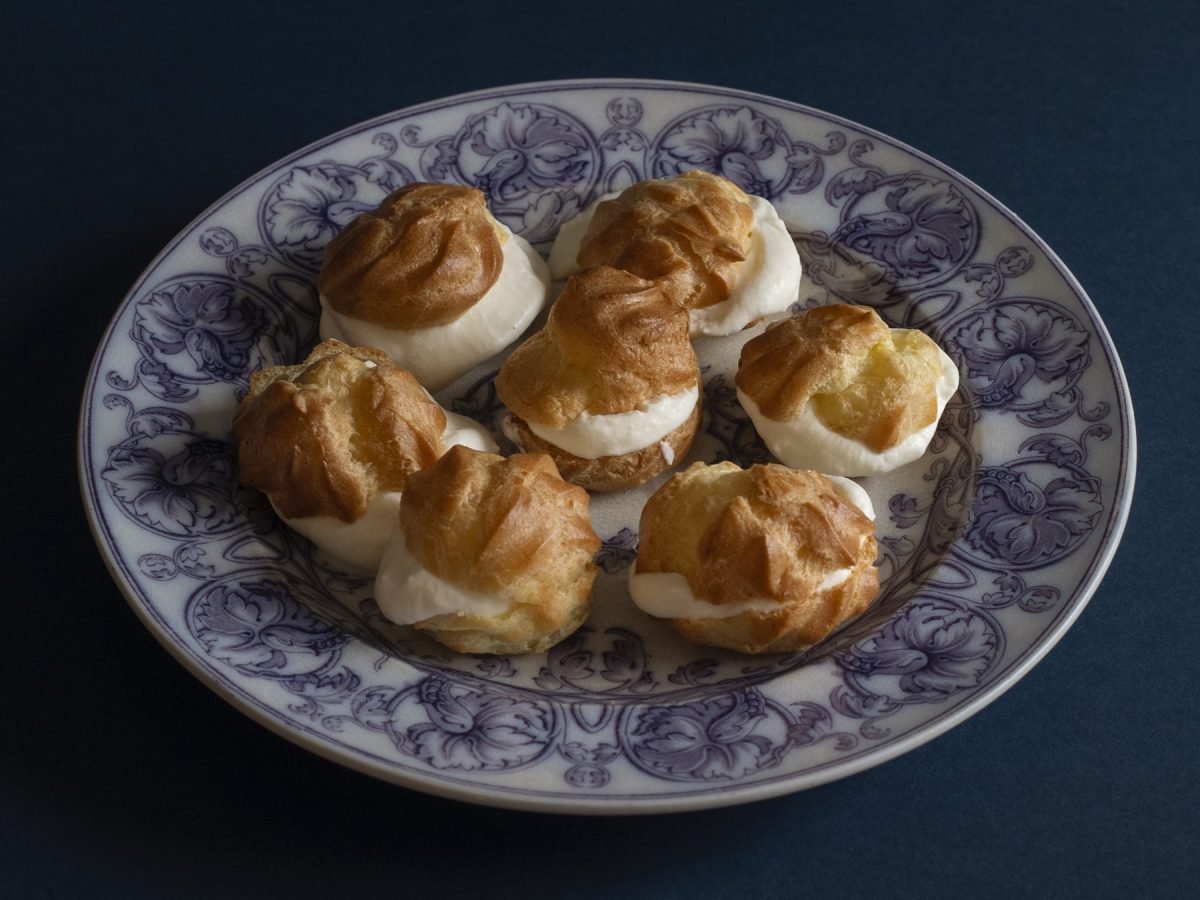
[4,0,1197,896]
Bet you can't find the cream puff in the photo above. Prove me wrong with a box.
[629,461,879,654]
[232,339,496,573]
[317,182,550,390]
[736,304,959,476]
[496,266,701,492]
[546,170,801,337]
[374,445,601,655]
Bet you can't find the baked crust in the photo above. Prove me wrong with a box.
[232,339,446,522]
[505,400,701,493]
[576,170,755,312]
[496,265,700,490]
[636,461,879,653]
[736,304,945,452]
[317,182,505,329]
[399,446,600,654]
[496,266,699,426]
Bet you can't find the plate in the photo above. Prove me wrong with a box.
[78,79,1134,813]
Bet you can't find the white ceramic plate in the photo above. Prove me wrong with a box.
[79,79,1134,813]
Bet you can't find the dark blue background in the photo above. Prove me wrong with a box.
[4,0,1196,896]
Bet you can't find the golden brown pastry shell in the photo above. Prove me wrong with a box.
[317,183,505,330]
[636,461,879,653]
[496,266,699,427]
[399,446,600,654]
[577,170,754,312]
[232,339,445,522]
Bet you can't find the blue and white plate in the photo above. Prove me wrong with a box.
[78,80,1134,813]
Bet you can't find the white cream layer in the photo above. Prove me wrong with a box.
[520,385,699,459]
[740,343,960,477]
[374,529,511,626]
[547,192,801,337]
[689,195,801,336]
[320,227,550,390]
[274,412,497,575]
[628,474,874,621]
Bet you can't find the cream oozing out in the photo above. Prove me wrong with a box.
[546,192,801,337]
[319,227,550,390]
[546,193,612,279]
[739,345,960,477]
[826,474,876,522]
[687,195,801,337]
[516,385,699,459]
[441,410,500,454]
[374,529,512,626]
[275,490,405,576]
[628,473,874,621]
[273,413,497,575]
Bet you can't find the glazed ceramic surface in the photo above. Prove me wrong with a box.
[79,80,1134,813]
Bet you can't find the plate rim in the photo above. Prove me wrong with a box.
[77,77,1137,814]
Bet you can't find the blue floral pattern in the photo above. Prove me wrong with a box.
[107,279,278,400]
[403,101,599,243]
[595,528,638,574]
[400,678,557,771]
[260,145,415,271]
[703,372,773,467]
[834,173,979,289]
[839,595,1002,704]
[80,81,1131,810]
[961,430,1106,569]
[101,402,245,538]
[651,105,845,198]
[188,575,350,678]
[535,628,657,695]
[945,299,1104,425]
[623,689,788,781]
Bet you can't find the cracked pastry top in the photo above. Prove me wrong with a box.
[317,182,550,389]
[547,170,801,337]
[374,446,601,655]
[629,461,879,654]
[736,304,959,476]
[232,339,494,572]
[496,265,701,492]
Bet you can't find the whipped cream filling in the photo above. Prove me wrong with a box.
[275,490,405,576]
[273,412,497,575]
[740,343,960,477]
[826,474,876,522]
[546,193,611,279]
[547,191,801,337]
[629,474,874,621]
[320,226,550,390]
[688,195,801,336]
[629,567,785,620]
[519,385,699,459]
[441,409,500,454]
[374,529,512,626]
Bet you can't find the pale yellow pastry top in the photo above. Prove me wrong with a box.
[737,303,946,452]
